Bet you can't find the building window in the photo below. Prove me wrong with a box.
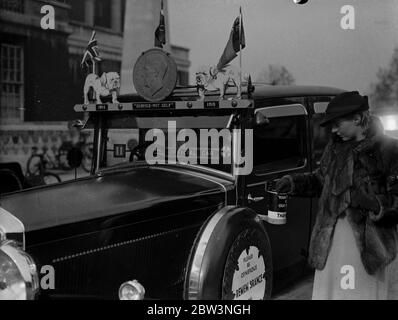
[121,0,126,32]
[95,0,111,29]
[0,44,24,122]
[0,0,24,13]
[69,0,86,23]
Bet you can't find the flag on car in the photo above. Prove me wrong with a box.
[217,9,245,71]
[247,74,254,97]
[81,31,101,68]
[154,0,166,48]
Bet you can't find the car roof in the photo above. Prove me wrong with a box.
[114,84,345,103]
[82,84,345,126]
[251,84,345,99]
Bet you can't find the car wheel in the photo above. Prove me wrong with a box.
[81,143,93,172]
[43,172,62,185]
[58,146,72,170]
[26,155,42,175]
[184,206,273,300]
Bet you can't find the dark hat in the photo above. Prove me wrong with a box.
[320,91,369,127]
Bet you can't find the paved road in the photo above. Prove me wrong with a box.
[273,274,314,300]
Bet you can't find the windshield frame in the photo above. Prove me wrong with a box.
[88,109,253,179]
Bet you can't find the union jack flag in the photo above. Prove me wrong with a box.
[81,31,101,68]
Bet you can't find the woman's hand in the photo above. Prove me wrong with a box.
[275,175,293,193]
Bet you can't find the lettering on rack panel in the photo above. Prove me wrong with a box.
[96,104,108,111]
[132,102,176,110]
[204,101,220,109]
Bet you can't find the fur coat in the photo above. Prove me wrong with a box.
[290,117,398,275]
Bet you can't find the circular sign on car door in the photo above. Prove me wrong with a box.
[232,246,266,300]
[222,229,269,300]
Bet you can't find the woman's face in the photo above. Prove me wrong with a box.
[331,117,361,141]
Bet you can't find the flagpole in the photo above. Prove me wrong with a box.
[160,0,166,49]
[239,7,242,97]
[92,30,96,75]
[161,0,164,49]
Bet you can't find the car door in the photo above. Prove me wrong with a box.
[245,103,312,282]
[307,97,334,229]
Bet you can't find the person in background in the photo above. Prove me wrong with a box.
[276,91,398,299]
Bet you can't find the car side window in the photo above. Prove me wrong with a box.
[253,115,307,172]
[311,114,331,166]
[312,99,333,167]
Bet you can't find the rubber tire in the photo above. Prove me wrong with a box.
[26,155,43,175]
[184,206,273,300]
[81,143,93,173]
[42,172,62,185]
[57,144,72,170]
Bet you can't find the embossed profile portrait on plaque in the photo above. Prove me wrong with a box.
[133,48,178,102]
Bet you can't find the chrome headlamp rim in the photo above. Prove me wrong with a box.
[119,280,145,300]
[0,207,25,249]
[0,228,5,242]
[0,239,39,300]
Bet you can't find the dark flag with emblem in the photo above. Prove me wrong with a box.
[154,0,166,48]
[81,30,101,69]
[247,74,254,98]
[217,8,245,71]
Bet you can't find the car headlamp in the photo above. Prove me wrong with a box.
[119,280,145,300]
[0,240,38,300]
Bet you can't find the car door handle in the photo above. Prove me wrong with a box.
[247,194,264,203]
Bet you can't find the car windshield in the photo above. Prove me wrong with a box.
[100,113,234,174]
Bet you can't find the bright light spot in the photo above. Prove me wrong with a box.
[380,115,398,131]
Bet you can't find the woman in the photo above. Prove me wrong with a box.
[276,91,398,299]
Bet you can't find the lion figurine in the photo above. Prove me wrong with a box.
[195,65,241,100]
[83,72,120,104]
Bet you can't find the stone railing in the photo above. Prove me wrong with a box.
[0,0,24,13]
[0,122,93,173]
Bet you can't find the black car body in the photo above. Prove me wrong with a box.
[0,84,344,300]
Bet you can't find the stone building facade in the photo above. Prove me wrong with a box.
[0,0,190,169]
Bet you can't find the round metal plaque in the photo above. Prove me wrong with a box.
[133,48,178,102]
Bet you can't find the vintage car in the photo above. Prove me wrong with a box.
[0,82,344,300]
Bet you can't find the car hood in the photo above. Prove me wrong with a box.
[0,165,233,233]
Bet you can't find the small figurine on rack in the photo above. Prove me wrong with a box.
[81,31,120,104]
[195,64,241,101]
[196,8,246,101]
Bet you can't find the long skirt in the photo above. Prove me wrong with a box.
[312,214,398,300]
